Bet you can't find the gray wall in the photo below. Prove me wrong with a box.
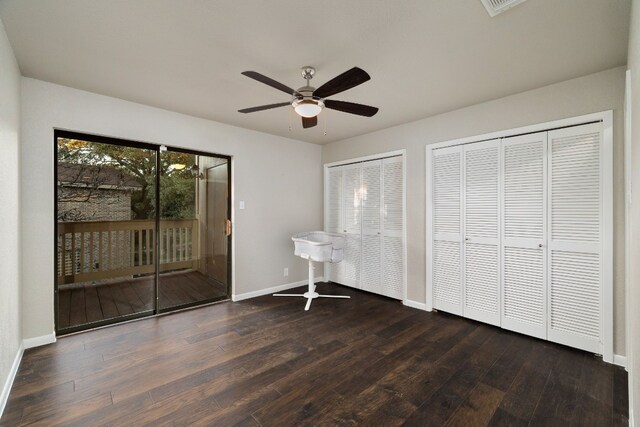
[20,78,323,340]
[322,66,627,356]
[0,17,22,410]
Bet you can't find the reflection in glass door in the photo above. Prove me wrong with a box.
[55,131,231,335]
[55,134,157,333]
[158,150,230,311]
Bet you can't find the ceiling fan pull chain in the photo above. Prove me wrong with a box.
[288,107,292,132]
[323,111,327,136]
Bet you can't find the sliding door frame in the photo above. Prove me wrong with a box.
[156,145,232,314]
[53,130,232,334]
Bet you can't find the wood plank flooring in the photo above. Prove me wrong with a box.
[2,283,628,426]
[57,270,228,331]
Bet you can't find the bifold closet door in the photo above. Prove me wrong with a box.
[501,132,547,339]
[431,146,463,315]
[463,140,500,326]
[547,123,603,353]
[381,157,404,299]
[361,160,382,294]
[326,166,344,283]
[341,163,362,289]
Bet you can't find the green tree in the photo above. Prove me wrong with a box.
[57,138,197,220]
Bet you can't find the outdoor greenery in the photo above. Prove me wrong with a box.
[58,138,198,220]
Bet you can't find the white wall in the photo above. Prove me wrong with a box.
[322,66,627,356]
[627,0,639,422]
[20,78,323,340]
[0,18,22,414]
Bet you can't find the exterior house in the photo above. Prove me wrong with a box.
[57,162,142,222]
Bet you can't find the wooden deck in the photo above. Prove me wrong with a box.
[3,283,628,426]
[57,270,227,331]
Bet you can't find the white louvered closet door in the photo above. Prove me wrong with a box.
[360,160,382,295]
[432,146,463,315]
[381,156,404,299]
[326,166,344,284]
[341,163,362,289]
[463,139,500,326]
[547,123,603,354]
[501,132,547,339]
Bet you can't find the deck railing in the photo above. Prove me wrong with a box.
[57,219,199,285]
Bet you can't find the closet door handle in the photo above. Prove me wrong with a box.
[538,243,543,248]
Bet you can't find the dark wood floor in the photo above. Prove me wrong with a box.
[57,270,228,331]
[2,283,628,426]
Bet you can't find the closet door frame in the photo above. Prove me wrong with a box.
[426,110,613,364]
[324,149,407,301]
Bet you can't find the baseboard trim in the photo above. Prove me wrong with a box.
[403,299,430,311]
[0,342,24,418]
[613,354,627,369]
[232,277,325,302]
[23,333,56,349]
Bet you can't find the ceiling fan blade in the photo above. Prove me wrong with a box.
[313,67,371,99]
[238,102,290,113]
[324,100,379,117]
[241,71,299,96]
[302,116,318,128]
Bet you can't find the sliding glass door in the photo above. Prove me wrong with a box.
[55,131,231,334]
[157,149,230,311]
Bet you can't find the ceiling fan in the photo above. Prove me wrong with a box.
[238,66,379,129]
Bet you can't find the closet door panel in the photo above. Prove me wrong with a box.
[382,157,403,299]
[547,123,602,353]
[432,146,463,315]
[361,160,382,294]
[464,140,500,326]
[341,164,362,288]
[501,132,547,339]
[327,167,344,283]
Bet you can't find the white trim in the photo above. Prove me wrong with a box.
[425,146,434,311]
[401,153,408,302]
[0,343,24,418]
[23,333,56,349]
[427,110,610,151]
[232,278,324,302]
[625,68,634,424]
[426,110,615,364]
[602,111,614,364]
[403,299,429,311]
[614,354,627,369]
[324,149,406,168]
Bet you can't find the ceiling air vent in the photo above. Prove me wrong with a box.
[480,0,528,17]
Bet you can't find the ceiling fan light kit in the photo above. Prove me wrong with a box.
[292,99,324,118]
[238,65,379,129]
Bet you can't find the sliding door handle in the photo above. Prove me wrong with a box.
[226,219,232,237]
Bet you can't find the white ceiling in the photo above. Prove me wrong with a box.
[0,0,631,144]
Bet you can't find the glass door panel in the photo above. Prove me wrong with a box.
[56,135,157,333]
[158,150,230,311]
